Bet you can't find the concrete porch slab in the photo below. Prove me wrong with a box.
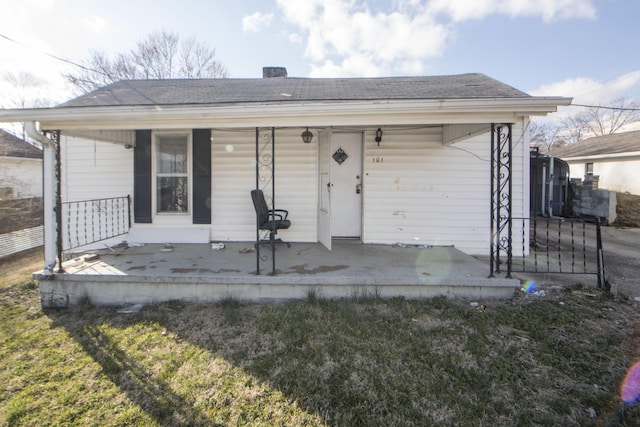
[35,241,520,307]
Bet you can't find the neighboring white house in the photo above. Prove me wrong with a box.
[0,129,42,199]
[0,129,43,258]
[551,130,640,195]
[0,69,571,275]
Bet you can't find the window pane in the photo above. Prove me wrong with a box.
[157,177,188,212]
[158,136,187,174]
[586,162,594,176]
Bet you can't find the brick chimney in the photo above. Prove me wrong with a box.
[263,67,288,78]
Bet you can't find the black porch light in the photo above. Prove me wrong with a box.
[375,128,383,146]
[301,127,314,143]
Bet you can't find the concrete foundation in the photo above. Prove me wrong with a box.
[35,241,519,307]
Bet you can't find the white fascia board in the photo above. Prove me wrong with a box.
[0,97,572,130]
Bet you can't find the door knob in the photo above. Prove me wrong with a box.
[355,184,362,194]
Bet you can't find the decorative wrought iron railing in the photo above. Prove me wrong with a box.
[489,123,513,278]
[255,127,276,275]
[511,216,607,289]
[61,195,131,251]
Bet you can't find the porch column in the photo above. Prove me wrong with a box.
[255,127,277,275]
[489,123,513,278]
[50,130,64,273]
[25,123,58,275]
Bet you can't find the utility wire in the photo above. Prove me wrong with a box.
[0,32,105,75]
[571,103,640,111]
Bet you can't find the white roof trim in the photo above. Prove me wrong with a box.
[0,97,572,130]
[560,151,640,161]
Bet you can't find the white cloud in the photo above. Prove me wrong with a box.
[427,0,597,23]
[83,15,107,33]
[531,70,640,104]
[287,33,303,44]
[277,0,597,77]
[242,12,274,32]
[530,70,640,127]
[277,0,449,77]
[23,0,54,12]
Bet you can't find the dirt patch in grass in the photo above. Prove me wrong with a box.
[615,192,640,228]
[0,247,42,289]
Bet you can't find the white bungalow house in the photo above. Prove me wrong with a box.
[550,130,640,195]
[0,69,571,305]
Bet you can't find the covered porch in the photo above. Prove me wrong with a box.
[35,240,518,307]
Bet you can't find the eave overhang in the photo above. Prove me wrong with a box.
[0,97,572,131]
[557,151,640,162]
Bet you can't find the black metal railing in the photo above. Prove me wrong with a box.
[61,195,131,251]
[489,123,513,278]
[512,216,607,288]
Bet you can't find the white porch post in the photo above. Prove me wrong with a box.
[42,142,57,274]
[26,122,57,274]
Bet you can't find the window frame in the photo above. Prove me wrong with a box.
[585,162,594,177]
[151,131,192,223]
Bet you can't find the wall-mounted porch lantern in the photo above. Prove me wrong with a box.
[375,128,383,146]
[301,127,314,143]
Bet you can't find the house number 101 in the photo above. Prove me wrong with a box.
[372,157,384,163]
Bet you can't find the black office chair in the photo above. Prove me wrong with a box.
[251,189,291,248]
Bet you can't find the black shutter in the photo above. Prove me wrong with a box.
[134,130,152,223]
[192,129,212,224]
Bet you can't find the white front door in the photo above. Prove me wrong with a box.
[330,133,362,238]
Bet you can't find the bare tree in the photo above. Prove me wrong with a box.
[2,71,53,108]
[2,71,54,140]
[64,30,229,94]
[533,97,640,151]
[579,97,640,136]
[530,121,565,153]
[558,111,592,145]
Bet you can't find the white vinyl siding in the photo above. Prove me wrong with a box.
[57,122,530,255]
[60,135,134,250]
[61,135,133,202]
[362,124,528,255]
[566,157,640,195]
[0,157,42,199]
[63,130,134,146]
[210,128,317,242]
[0,225,43,258]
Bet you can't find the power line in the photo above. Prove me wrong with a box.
[571,103,640,111]
[0,32,104,75]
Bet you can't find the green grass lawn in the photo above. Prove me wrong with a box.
[2,251,640,426]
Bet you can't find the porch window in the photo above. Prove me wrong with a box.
[156,134,189,213]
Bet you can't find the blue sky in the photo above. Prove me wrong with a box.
[1,0,639,113]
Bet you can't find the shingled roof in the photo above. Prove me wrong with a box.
[551,130,640,158]
[58,73,531,108]
[0,129,42,159]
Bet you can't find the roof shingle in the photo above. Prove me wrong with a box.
[0,129,42,159]
[58,73,530,108]
[551,130,640,158]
